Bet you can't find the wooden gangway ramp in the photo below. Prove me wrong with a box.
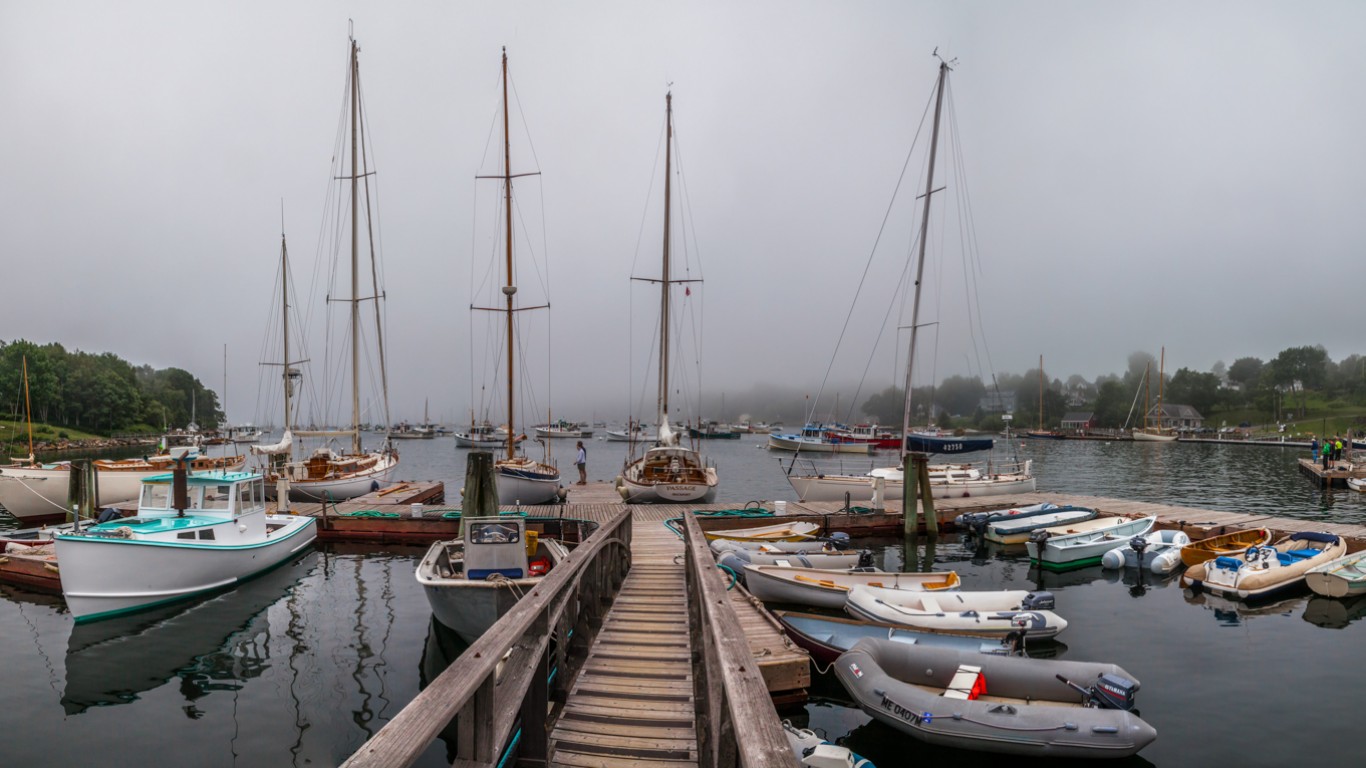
[548,515,699,767]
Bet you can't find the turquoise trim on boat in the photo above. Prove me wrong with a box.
[70,548,315,624]
[55,518,316,551]
[140,470,262,484]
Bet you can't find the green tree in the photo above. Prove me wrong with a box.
[1270,346,1329,417]
[1227,357,1263,388]
[1091,379,1132,428]
[1165,368,1221,417]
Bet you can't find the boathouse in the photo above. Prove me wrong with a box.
[1149,403,1205,430]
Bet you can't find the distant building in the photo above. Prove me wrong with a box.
[979,391,1016,414]
[1060,411,1095,430]
[1148,403,1204,430]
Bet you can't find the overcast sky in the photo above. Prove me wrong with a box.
[3,1,1364,426]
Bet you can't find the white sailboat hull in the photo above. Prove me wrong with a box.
[495,461,561,505]
[1132,430,1177,442]
[55,515,316,621]
[0,457,247,523]
[453,434,505,448]
[767,434,870,453]
[277,453,399,502]
[788,466,1035,503]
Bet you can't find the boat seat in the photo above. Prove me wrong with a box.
[1213,556,1243,571]
[1284,549,1320,560]
[943,664,986,700]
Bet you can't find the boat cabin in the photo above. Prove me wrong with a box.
[138,471,266,518]
[463,515,548,579]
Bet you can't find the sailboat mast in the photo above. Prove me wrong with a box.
[22,355,33,459]
[1038,355,1044,432]
[502,48,516,461]
[282,234,292,433]
[349,36,362,455]
[1143,362,1151,430]
[899,59,949,459]
[659,92,673,423]
[1157,346,1166,431]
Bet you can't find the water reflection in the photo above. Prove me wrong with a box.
[419,617,469,762]
[1181,586,1310,627]
[61,552,315,714]
[841,715,1157,768]
[1302,594,1366,629]
[1100,566,1182,599]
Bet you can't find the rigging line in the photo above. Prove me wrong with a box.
[356,80,391,431]
[628,116,668,282]
[803,74,937,425]
[946,80,999,389]
[671,123,706,281]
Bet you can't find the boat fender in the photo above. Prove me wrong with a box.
[1021,591,1055,610]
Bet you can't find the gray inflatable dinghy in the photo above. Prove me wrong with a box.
[834,638,1156,759]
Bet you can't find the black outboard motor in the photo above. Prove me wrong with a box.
[1021,591,1055,610]
[1129,534,1150,567]
[1028,529,1052,545]
[855,549,875,569]
[827,531,852,550]
[1057,673,1140,711]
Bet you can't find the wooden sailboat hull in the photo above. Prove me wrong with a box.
[1132,430,1177,442]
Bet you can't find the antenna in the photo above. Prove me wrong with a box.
[932,48,958,69]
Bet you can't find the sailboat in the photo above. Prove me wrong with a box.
[1023,355,1064,439]
[0,357,245,524]
[783,57,1033,504]
[617,92,719,504]
[250,33,398,502]
[476,48,561,505]
[1132,348,1177,442]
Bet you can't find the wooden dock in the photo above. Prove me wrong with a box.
[1297,457,1366,489]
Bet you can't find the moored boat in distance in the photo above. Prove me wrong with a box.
[787,459,1034,503]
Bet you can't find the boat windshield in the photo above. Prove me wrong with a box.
[142,483,173,510]
[469,522,520,544]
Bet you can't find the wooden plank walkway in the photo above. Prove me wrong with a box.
[549,514,699,767]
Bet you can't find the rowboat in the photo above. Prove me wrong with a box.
[1026,516,1157,571]
[744,565,959,609]
[1182,531,1347,600]
[844,585,1066,639]
[708,531,851,553]
[702,520,821,542]
[834,639,1156,758]
[1179,527,1273,567]
[1100,528,1191,574]
[774,610,1020,668]
[983,508,1103,545]
[1305,550,1366,598]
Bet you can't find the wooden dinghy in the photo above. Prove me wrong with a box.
[834,638,1156,759]
[702,520,821,542]
[984,510,1106,545]
[1305,550,1366,599]
[1179,527,1272,567]
[1182,531,1346,600]
[745,565,959,609]
[774,610,1020,667]
[843,585,1066,639]
[716,546,865,572]
[709,531,850,553]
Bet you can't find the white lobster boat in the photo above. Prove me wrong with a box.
[417,514,570,643]
[53,462,317,623]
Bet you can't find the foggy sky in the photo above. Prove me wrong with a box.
[3,1,1364,427]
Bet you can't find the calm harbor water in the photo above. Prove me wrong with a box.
[3,435,1365,766]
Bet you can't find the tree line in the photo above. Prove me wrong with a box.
[861,345,1366,430]
[0,339,223,435]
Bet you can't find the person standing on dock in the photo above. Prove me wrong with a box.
[1334,437,1345,462]
[1311,436,1319,461]
[575,440,587,485]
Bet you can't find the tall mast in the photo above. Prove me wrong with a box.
[659,92,674,423]
[349,36,362,454]
[282,233,292,433]
[899,59,949,460]
[1157,346,1166,431]
[502,48,516,461]
[1038,355,1044,432]
[22,355,33,460]
[1143,362,1151,430]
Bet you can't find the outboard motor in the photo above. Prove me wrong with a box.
[1129,535,1149,556]
[1021,591,1055,610]
[855,549,875,569]
[1028,529,1052,545]
[827,531,852,550]
[1057,673,1141,712]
